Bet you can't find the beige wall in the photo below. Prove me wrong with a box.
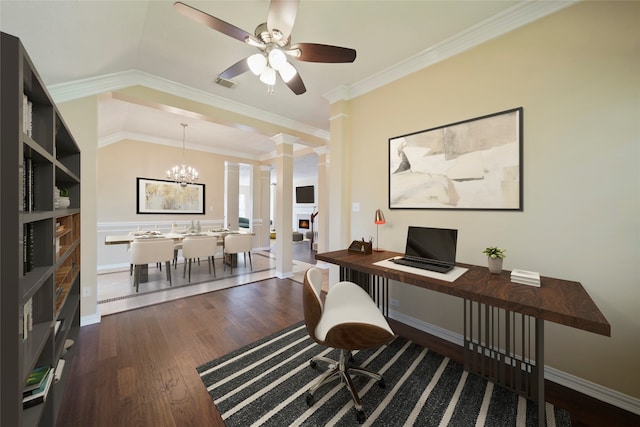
[97,139,239,222]
[58,96,99,321]
[340,1,639,399]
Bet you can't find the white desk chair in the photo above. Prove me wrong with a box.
[303,267,395,423]
[129,238,174,292]
[223,234,252,275]
[182,236,220,282]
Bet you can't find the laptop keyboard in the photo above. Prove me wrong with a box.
[391,257,454,273]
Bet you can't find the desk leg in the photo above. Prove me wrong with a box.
[463,300,546,426]
[536,318,545,427]
[339,267,389,317]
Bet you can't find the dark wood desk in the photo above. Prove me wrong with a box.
[316,249,610,426]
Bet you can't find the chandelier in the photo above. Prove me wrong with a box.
[167,123,198,187]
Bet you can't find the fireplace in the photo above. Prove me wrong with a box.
[298,219,310,229]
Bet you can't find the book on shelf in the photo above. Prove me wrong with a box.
[23,94,33,137]
[23,156,33,211]
[24,365,51,393]
[22,298,33,340]
[55,319,63,336]
[54,359,66,382]
[23,368,54,409]
[510,269,541,287]
[23,223,34,274]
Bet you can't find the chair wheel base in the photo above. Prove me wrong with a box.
[306,393,314,406]
[378,378,386,388]
[356,409,367,423]
[309,359,317,369]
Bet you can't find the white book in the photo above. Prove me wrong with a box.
[54,359,66,382]
[511,269,540,280]
[511,277,541,287]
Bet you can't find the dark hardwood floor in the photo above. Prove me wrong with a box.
[56,278,639,427]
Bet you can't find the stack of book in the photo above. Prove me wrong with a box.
[510,269,541,287]
[23,365,54,408]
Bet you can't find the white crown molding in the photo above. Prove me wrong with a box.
[329,0,578,103]
[98,130,266,161]
[48,69,330,141]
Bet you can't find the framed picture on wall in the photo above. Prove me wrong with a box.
[388,107,523,210]
[136,177,205,214]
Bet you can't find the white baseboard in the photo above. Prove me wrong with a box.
[275,270,294,279]
[388,309,640,416]
[80,312,101,326]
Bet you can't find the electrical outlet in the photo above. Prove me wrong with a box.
[390,298,400,307]
[82,287,91,297]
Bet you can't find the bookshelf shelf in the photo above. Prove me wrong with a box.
[1,31,81,427]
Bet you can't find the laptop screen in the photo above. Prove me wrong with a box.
[404,226,458,264]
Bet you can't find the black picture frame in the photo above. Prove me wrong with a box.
[389,107,523,210]
[136,177,205,214]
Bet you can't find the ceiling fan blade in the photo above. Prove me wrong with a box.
[283,69,306,95]
[290,43,356,63]
[218,58,250,80]
[174,2,254,44]
[267,0,298,41]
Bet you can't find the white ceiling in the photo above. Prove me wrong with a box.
[0,0,573,178]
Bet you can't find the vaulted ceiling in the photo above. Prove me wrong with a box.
[0,0,573,176]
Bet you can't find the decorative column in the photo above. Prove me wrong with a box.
[255,164,272,249]
[224,161,240,230]
[326,100,351,285]
[313,146,328,254]
[272,134,296,278]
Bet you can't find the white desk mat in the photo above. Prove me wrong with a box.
[373,257,468,283]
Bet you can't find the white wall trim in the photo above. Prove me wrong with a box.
[388,309,640,416]
[80,312,101,326]
[325,1,577,104]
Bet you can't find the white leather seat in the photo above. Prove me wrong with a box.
[303,267,395,423]
[129,238,174,292]
[223,234,252,274]
[181,236,220,282]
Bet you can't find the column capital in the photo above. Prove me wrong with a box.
[271,133,299,145]
[313,146,328,156]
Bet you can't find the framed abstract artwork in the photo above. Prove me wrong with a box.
[389,107,523,210]
[136,177,205,214]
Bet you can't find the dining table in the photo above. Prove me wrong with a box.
[104,229,251,282]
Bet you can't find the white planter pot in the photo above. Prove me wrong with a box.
[487,257,503,274]
[58,197,70,209]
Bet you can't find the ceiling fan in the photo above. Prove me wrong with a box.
[174,0,357,95]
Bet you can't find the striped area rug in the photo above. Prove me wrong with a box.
[197,323,571,427]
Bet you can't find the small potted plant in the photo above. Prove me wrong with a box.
[58,187,70,209]
[482,246,506,274]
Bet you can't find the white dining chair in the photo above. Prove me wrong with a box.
[181,236,220,282]
[129,238,175,292]
[223,234,253,275]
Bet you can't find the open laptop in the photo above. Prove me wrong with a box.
[391,226,458,273]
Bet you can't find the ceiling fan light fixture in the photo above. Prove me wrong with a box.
[268,48,287,70]
[279,61,297,82]
[247,53,267,75]
[260,66,276,85]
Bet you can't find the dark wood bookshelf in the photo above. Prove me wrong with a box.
[1,31,81,427]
